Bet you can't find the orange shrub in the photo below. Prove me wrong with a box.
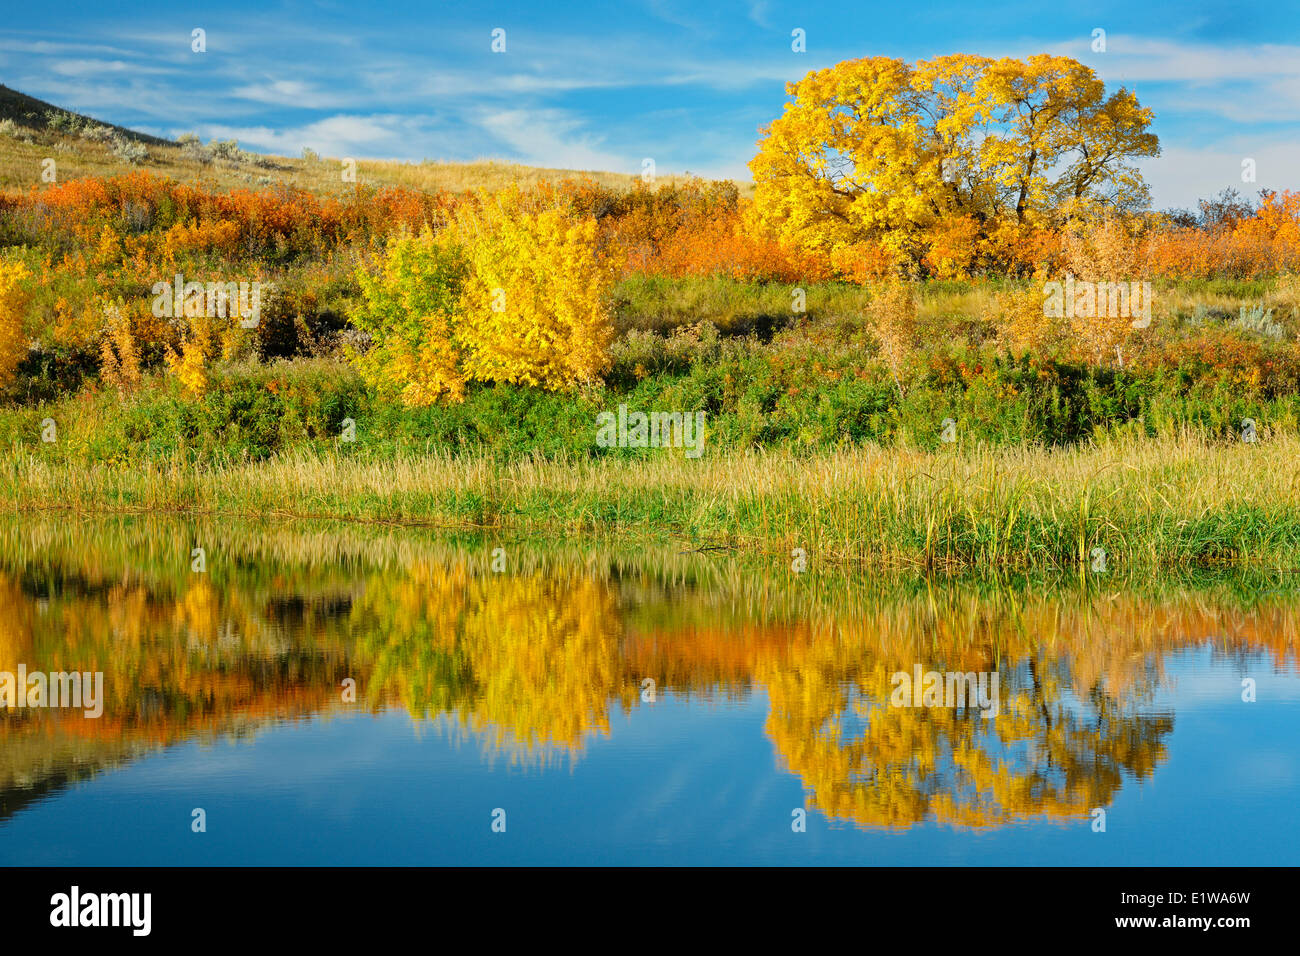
[1148,191,1300,278]
[161,219,243,258]
[991,277,1068,356]
[649,206,828,282]
[922,215,982,279]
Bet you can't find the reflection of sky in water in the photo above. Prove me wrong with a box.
[2,648,1297,866]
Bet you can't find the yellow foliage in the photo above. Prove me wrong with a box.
[92,224,122,266]
[352,228,469,405]
[352,189,617,404]
[453,193,617,390]
[1062,218,1148,285]
[829,240,898,283]
[869,280,918,397]
[749,54,1158,274]
[0,260,30,388]
[1062,218,1151,362]
[165,316,218,397]
[155,281,266,398]
[99,300,142,395]
[923,215,981,279]
[991,278,1067,355]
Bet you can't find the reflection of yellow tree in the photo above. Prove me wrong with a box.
[760,643,1173,828]
[755,598,1183,829]
[1,569,349,760]
[0,574,33,676]
[352,563,632,761]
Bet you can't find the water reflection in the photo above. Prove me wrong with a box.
[1,516,1296,832]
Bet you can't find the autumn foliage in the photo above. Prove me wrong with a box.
[4,522,1297,825]
[0,260,29,388]
[749,54,1159,275]
[352,186,617,403]
[1,53,1300,405]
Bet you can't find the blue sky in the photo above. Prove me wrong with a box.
[2,0,1298,209]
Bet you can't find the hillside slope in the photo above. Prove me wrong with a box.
[0,84,722,196]
[0,83,171,145]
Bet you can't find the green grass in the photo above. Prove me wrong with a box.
[5,428,1300,570]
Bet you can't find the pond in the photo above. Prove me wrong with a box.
[0,516,1297,865]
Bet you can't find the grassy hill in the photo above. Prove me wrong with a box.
[0,83,722,196]
[0,83,172,145]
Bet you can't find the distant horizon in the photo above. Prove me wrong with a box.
[2,0,1299,210]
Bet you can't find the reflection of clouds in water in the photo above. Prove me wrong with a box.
[1228,751,1296,789]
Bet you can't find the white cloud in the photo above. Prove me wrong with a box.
[1139,140,1300,209]
[475,108,630,171]
[49,58,179,77]
[642,0,704,32]
[7,20,1300,195]
[0,37,141,57]
[231,80,347,109]
[1042,37,1300,84]
[195,114,440,160]
[10,76,209,118]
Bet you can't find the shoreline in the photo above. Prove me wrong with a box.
[6,432,1299,570]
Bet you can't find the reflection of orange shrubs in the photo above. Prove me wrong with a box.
[2,536,1299,815]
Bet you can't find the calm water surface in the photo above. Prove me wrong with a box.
[1,517,1297,865]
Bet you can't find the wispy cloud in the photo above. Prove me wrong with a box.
[2,9,1299,205]
[195,115,448,160]
[48,58,180,77]
[474,108,630,171]
[1042,36,1300,84]
[230,80,351,110]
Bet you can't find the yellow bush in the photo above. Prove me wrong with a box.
[454,195,616,390]
[99,300,142,395]
[869,279,918,397]
[165,317,218,397]
[829,240,899,283]
[352,190,617,404]
[0,260,31,389]
[1061,219,1150,363]
[923,215,982,279]
[352,229,469,405]
[149,279,267,400]
[992,276,1068,355]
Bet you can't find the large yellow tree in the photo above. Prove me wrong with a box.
[749,54,1159,272]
